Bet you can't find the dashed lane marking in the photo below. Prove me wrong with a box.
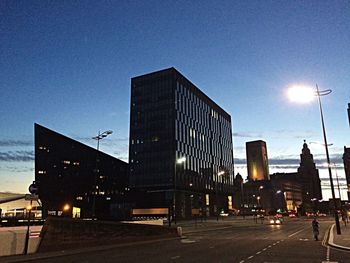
[171,256,180,260]
[180,239,196,244]
[288,229,304,237]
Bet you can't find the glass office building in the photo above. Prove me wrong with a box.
[129,68,235,218]
[35,124,129,219]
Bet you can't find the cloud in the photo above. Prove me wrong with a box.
[4,166,34,173]
[0,140,33,147]
[0,151,34,162]
[233,132,262,138]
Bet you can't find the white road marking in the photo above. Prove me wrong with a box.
[238,260,245,263]
[248,255,254,259]
[288,229,304,237]
[256,251,261,254]
[180,239,196,243]
[171,256,180,260]
[262,248,267,251]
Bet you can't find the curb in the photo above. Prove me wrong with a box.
[327,224,350,251]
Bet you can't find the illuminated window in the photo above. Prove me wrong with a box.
[151,136,159,142]
[228,196,233,210]
[73,162,80,166]
[76,196,83,200]
[206,194,210,206]
[63,160,71,164]
[38,170,46,174]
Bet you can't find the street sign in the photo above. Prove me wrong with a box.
[25,194,39,201]
[28,183,38,195]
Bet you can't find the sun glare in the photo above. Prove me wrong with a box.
[287,85,315,103]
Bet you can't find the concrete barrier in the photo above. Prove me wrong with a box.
[0,226,42,257]
[38,217,178,253]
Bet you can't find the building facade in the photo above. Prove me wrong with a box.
[297,141,322,202]
[246,140,270,181]
[343,146,350,201]
[35,124,129,219]
[129,68,235,219]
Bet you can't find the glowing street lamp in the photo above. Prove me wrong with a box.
[287,84,341,235]
[63,204,70,211]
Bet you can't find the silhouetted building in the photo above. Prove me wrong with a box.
[129,68,235,219]
[270,173,302,212]
[297,141,322,202]
[343,146,350,201]
[246,140,269,181]
[347,103,350,126]
[35,124,129,219]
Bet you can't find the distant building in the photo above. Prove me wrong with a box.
[129,68,236,219]
[242,141,321,215]
[270,173,302,212]
[347,103,350,126]
[297,141,322,202]
[35,124,129,219]
[246,140,269,181]
[343,146,350,201]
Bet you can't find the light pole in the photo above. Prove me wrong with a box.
[23,202,32,255]
[330,163,342,200]
[91,130,113,218]
[216,171,225,221]
[173,156,186,225]
[288,84,341,234]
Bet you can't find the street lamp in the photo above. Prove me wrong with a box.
[325,163,342,200]
[216,171,225,221]
[91,130,113,218]
[173,156,186,225]
[288,84,341,234]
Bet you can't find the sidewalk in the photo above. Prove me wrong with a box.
[328,222,350,251]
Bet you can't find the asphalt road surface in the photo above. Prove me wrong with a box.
[32,218,350,263]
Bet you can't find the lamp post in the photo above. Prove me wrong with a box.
[216,171,225,221]
[23,202,32,255]
[331,163,342,200]
[288,84,341,234]
[173,156,186,225]
[91,130,113,218]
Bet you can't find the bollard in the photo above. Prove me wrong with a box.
[177,226,182,237]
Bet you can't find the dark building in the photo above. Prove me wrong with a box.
[270,173,302,213]
[246,140,270,181]
[343,146,350,201]
[242,141,321,215]
[35,124,129,219]
[129,68,235,219]
[297,141,322,202]
[347,103,350,126]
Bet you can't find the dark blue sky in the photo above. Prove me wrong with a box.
[1,1,349,198]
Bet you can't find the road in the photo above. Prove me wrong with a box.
[21,218,350,262]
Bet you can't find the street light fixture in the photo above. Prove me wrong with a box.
[91,130,113,218]
[288,84,341,234]
[173,156,186,225]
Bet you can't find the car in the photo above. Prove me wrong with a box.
[270,217,283,225]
